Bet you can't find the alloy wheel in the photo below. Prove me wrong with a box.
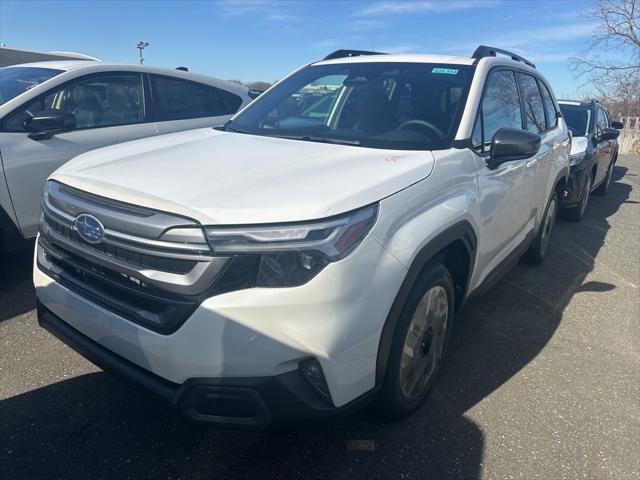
[399,286,449,399]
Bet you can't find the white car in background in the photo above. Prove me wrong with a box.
[0,61,253,252]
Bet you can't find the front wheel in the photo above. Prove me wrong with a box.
[376,262,455,419]
[522,191,558,265]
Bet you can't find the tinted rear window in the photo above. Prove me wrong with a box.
[151,75,242,121]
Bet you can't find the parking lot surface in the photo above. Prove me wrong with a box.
[1,155,638,480]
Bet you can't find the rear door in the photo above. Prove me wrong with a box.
[516,72,557,224]
[0,72,156,237]
[149,75,244,135]
[471,69,535,281]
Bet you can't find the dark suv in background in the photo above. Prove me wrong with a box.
[558,99,622,221]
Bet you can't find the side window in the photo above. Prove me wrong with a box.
[4,73,144,132]
[472,70,523,153]
[217,88,243,114]
[596,108,609,137]
[517,73,546,133]
[150,76,241,121]
[539,81,558,129]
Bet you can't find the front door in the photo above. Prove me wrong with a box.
[470,69,535,288]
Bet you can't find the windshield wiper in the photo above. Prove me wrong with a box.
[270,134,361,146]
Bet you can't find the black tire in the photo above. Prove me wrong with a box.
[563,173,592,222]
[522,190,558,265]
[594,159,614,196]
[376,261,455,419]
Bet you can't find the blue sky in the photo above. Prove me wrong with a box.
[0,0,603,97]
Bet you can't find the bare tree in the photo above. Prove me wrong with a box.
[570,0,640,116]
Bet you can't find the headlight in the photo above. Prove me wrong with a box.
[205,204,378,287]
[570,153,585,166]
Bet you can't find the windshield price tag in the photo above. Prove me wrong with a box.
[432,68,459,75]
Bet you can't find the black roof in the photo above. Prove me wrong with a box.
[0,47,93,67]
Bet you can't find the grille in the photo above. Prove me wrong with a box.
[44,212,197,275]
[38,239,198,333]
[38,180,232,334]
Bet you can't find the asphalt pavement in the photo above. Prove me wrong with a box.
[1,155,638,480]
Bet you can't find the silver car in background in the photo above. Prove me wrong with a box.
[0,61,253,252]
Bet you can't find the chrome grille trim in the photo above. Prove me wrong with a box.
[105,229,210,255]
[46,180,202,239]
[42,208,209,260]
[40,180,232,297]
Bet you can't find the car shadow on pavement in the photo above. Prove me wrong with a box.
[0,165,633,480]
[0,245,35,323]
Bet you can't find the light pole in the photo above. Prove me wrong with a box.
[137,41,149,65]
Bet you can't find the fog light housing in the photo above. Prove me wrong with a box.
[300,358,332,403]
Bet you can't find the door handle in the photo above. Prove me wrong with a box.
[526,157,539,168]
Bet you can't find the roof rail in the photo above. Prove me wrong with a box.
[472,45,536,69]
[323,49,386,61]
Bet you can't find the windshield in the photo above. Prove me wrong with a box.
[229,62,474,150]
[0,67,63,105]
[559,104,591,137]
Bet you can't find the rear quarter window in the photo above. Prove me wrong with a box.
[151,75,242,121]
[539,81,558,130]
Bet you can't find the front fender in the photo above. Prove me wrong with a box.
[370,149,479,386]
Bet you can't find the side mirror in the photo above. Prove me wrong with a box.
[601,127,620,141]
[611,120,624,130]
[488,127,541,168]
[23,110,75,140]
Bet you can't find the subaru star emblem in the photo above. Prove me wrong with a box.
[74,213,105,244]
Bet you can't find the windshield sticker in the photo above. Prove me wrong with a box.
[432,68,459,75]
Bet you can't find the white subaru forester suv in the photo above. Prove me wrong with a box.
[34,47,569,429]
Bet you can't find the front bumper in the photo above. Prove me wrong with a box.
[34,232,408,413]
[37,302,376,430]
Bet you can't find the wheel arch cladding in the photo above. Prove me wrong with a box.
[375,220,477,386]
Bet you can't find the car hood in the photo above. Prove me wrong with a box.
[570,136,588,156]
[51,128,435,225]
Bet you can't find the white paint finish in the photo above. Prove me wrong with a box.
[0,149,18,227]
[371,147,479,267]
[52,129,436,225]
[0,62,253,237]
[0,123,157,237]
[33,53,572,410]
[35,234,408,407]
